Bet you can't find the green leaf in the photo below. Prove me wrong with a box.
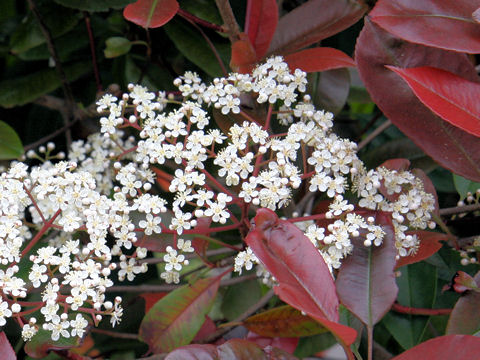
[0,121,23,159]
[453,174,480,200]
[18,26,90,61]
[24,329,81,358]
[139,275,222,353]
[164,18,230,78]
[179,0,222,25]
[382,262,437,350]
[0,61,90,108]
[104,37,132,58]
[10,3,80,54]
[221,279,262,321]
[53,0,135,12]
[294,332,337,358]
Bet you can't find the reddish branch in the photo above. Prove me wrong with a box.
[391,303,452,316]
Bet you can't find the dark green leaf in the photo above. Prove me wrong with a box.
[221,279,262,321]
[0,62,90,108]
[164,18,230,77]
[294,332,337,358]
[0,120,23,159]
[308,68,350,115]
[179,0,222,24]
[10,3,80,54]
[382,262,437,350]
[104,36,132,58]
[53,0,135,12]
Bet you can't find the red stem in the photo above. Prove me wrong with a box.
[20,209,62,258]
[391,303,452,316]
[177,9,226,33]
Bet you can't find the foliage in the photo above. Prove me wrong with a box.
[0,0,479,359]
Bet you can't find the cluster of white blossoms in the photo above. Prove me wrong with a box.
[0,56,436,341]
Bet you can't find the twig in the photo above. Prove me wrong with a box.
[439,203,480,216]
[391,303,452,316]
[84,12,102,92]
[214,0,241,42]
[357,119,392,150]
[27,0,76,147]
[90,328,138,340]
[24,116,80,152]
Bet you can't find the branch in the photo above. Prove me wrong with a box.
[439,203,480,216]
[84,12,102,92]
[214,0,241,42]
[358,119,392,150]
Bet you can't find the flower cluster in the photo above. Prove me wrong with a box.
[0,56,436,341]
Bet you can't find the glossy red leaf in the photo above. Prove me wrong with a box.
[217,339,278,359]
[245,0,278,61]
[139,274,222,353]
[336,212,398,327]
[447,271,480,334]
[246,332,298,354]
[192,316,217,342]
[391,335,480,360]
[268,0,366,55]
[395,231,446,268]
[387,66,480,137]
[370,0,480,54]
[123,0,179,28]
[0,332,16,360]
[355,19,480,182]
[243,305,328,338]
[246,209,357,353]
[284,48,355,73]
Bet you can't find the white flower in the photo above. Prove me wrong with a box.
[0,301,12,326]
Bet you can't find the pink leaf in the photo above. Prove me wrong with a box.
[387,66,480,137]
[447,271,480,334]
[370,0,480,54]
[123,0,179,28]
[284,48,355,73]
[0,332,16,360]
[245,0,278,61]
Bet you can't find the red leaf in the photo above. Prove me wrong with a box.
[447,271,480,334]
[387,66,480,137]
[391,335,480,360]
[268,0,366,55]
[139,274,222,353]
[380,158,411,172]
[246,332,299,354]
[140,292,168,313]
[217,339,275,359]
[355,19,480,182]
[243,305,328,338]
[245,0,278,61]
[395,231,446,268]
[123,0,179,28]
[452,271,480,293]
[0,332,16,360]
[336,212,398,327]
[192,217,212,255]
[230,33,257,74]
[193,316,217,342]
[284,48,355,73]
[246,209,357,352]
[370,0,480,54]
